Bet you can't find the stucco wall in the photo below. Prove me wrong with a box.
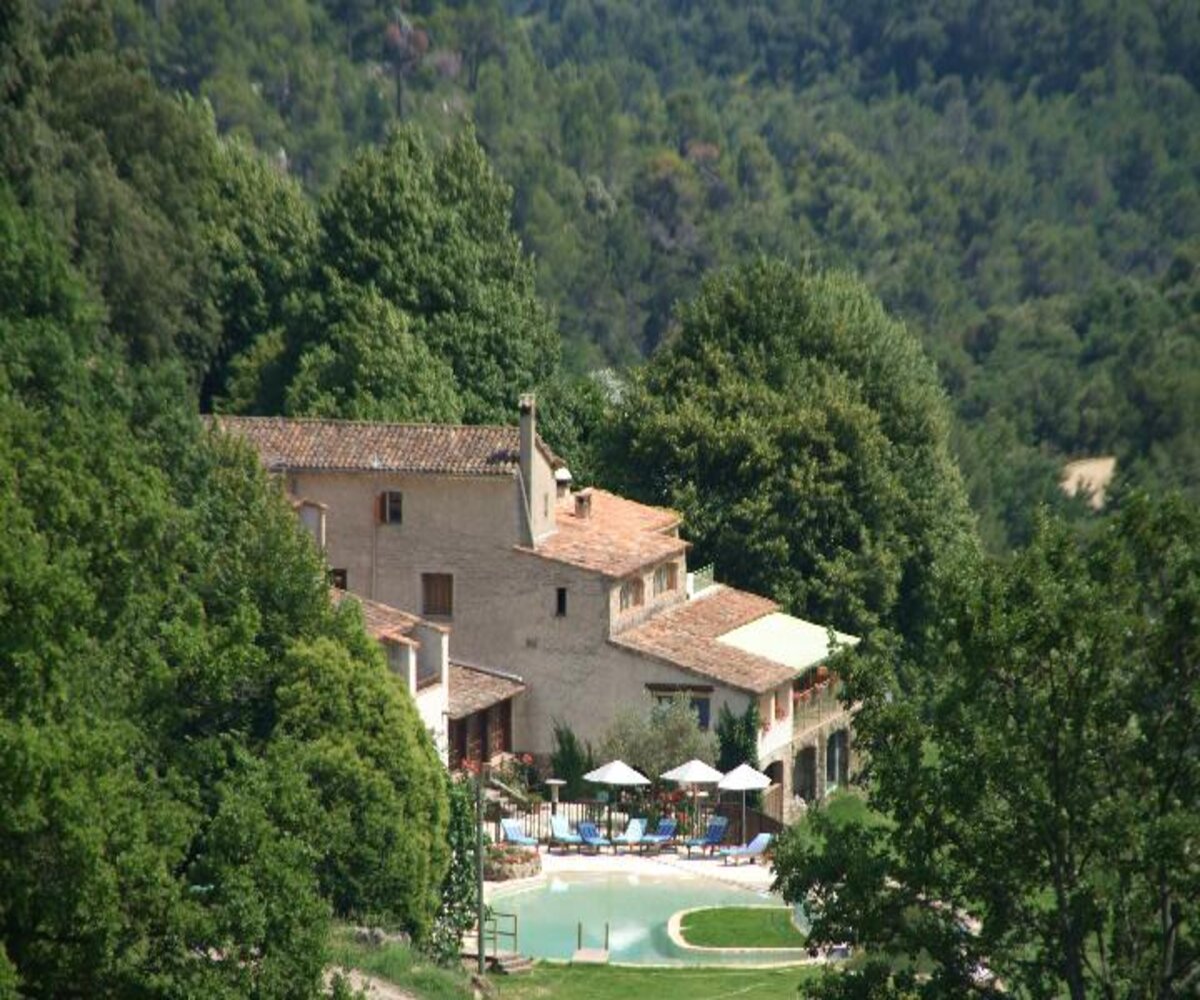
[287,463,744,759]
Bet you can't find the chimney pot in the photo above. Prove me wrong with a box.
[574,487,593,520]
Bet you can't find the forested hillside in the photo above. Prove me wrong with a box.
[109,0,1200,546]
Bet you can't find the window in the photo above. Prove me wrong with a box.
[619,577,644,611]
[692,696,711,731]
[330,568,348,590]
[380,490,403,524]
[555,587,568,617]
[653,562,678,596]
[543,493,550,519]
[422,573,453,617]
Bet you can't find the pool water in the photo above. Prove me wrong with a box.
[490,873,809,965]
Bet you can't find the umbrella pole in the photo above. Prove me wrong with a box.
[741,789,747,848]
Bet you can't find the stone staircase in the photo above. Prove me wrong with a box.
[491,953,535,975]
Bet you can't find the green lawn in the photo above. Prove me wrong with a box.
[328,924,821,999]
[679,907,807,949]
[493,963,820,999]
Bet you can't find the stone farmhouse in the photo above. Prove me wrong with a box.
[214,397,857,820]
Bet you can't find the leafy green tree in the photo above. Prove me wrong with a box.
[598,693,717,782]
[776,496,1200,997]
[281,282,464,422]
[204,139,318,406]
[604,259,976,645]
[0,185,449,996]
[278,126,558,423]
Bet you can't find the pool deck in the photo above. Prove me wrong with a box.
[487,845,777,897]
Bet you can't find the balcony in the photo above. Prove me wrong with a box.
[792,674,849,738]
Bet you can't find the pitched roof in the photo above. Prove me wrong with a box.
[524,488,688,578]
[330,588,421,645]
[208,415,559,477]
[448,662,526,720]
[610,585,802,694]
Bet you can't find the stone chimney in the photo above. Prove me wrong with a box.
[519,393,536,546]
[574,487,593,520]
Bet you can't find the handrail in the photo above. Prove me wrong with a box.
[480,910,518,958]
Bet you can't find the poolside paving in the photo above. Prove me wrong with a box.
[487,845,776,895]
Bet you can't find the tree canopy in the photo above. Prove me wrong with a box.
[603,259,976,643]
[0,10,452,988]
[775,495,1200,997]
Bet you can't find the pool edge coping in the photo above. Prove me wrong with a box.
[666,905,823,966]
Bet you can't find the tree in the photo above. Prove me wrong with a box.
[203,139,317,407]
[271,126,558,424]
[603,259,976,647]
[0,185,449,997]
[775,496,1200,997]
[598,693,717,782]
[549,721,595,800]
[280,282,465,423]
[715,701,759,774]
[427,776,477,965]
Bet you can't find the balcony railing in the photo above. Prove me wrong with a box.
[792,678,847,736]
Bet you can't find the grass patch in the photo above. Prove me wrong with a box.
[679,907,807,949]
[493,963,821,999]
[326,926,474,1000]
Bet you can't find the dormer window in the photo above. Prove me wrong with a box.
[653,563,678,596]
[619,577,644,611]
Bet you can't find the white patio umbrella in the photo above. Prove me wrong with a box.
[660,759,724,785]
[585,760,651,786]
[585,760,650,836]
[661,759,724,838]
[718,762,771,847]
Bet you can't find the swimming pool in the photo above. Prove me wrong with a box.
[489,873,810,965]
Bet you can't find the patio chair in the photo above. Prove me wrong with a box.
[612,817,646,853]
[577,820,612,853]
[549,815,583,852]
[638,818,678,853]
[682,815,729,856]
[719,832,773,866]
[500,818,538,847]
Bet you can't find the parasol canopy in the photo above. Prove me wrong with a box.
[585,760,650,838]
[718,762,771,791]
[584,759,651,786]
[661,759,724,784]
[718,763,772,848]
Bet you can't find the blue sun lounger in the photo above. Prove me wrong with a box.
[549,815,583,852]
[720,832,773,865]
[500,818,538,847]
[612,817,646,853]
[683,815,729,856]
[577,820,612,853]
[639,818,678,853]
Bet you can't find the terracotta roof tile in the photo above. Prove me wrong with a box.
[330,588,421,645]
[209,415,558,476]
[448,663,526,720]
[525,489,687,578]
[611,586,796,694]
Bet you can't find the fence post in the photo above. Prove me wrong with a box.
[577,922,582,950]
